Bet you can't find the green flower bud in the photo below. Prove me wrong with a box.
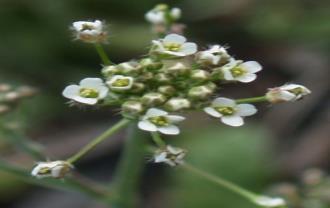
[141,92,167,106]
[140,72,154,82]
[164,98,191,111]
[154,73,172,84]
[205,82,217,91]
[140,58,163,71]
[0,105,10,115]
[131,82,146,93]
[162,61,190,76]
[118,61,141,76]
[158,85,176,96]
[102,65,120,77]
[188,85,213,100]
[122,101,144,116]
[190,70,210,82]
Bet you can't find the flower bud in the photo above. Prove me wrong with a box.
[140,72,154,82]
[71,20,107,43]
[17,86,37,97]
[188,85,213,100]
[140,58,162,71]
[254,196,286,208]
[158,85,176,96]
[4,92,20,102]
[190,70,211,82]
[154,73,172,84]
[164,98,191,111]
[122,101,144,116]
[107,75,134,92]
[141,92,167,106]
[102,65,120,77]
[118,61,141,76]
[0,84,11,92]
[131,82,145,93]
[266,84,311,103]
[0,105,10,115]
[31,161,73,179]
[162,61,190,76]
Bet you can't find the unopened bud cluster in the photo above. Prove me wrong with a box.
[0,84,37,115]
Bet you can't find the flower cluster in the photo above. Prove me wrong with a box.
[0,84,37,115]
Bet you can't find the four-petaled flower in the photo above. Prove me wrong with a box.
[31,161,73,179]
[138,108,185,135]
[196,45,230,65]
[154,145,186,166]
[62,78,108,105]
[107,75,134,91]
[152,34,197,57]
[254,196,286,207]
[266,84,311,103]
[72,20,107,43]
[204,97,257,127]
[221,59,262,83]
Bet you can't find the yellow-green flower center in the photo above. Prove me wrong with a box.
[149,116,169,126]
[215,106,235,116]
[288,87,303,95]
[79,88,99,98]
[164,43,182,52]
[230,67,246,77]
[38,167,51,175]
[112,78,130,87]
[81,24,95,31]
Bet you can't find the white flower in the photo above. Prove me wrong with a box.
[145,4,181,24]
[62,78,108,105]
[138,108,185,135]
[31,161,73,179]
[266,84,311,103]
[255,196,286,207]
[152,34,197,57]
[204,97,257,127]
[107,75,134,91]
[221,59,262,83]
[196,45,230,65]
[72,20,107,43]
[154,145,186,166]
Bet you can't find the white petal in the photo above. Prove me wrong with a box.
[279,91,296,101]
[236,73,257,83]
[222,69,234,80]
[221,115,244,127]
[236,104,257,116]
[80,78,105,88]
[154,152,168,163]
[180,43,197,55]
[241,61,262,73]
[255,196,286,207]
[167,146,182,154]
[98,86,109,99]
[138,121,157,132]
[164,34,186,44]
[158,125,180,135]
[62,85,80,99]
[204,107,221,118]
[167,115,185,123]
[144,108,168,118]
[212,97,236,107]
[73,96,98,105]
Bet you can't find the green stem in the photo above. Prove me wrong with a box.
[235,96,267,104]
[111,123,148,208]
[67,119,131,164]
[0,160,113,204]
[150,132,166,148]
[94,43,113,65]
[181,163,258,203]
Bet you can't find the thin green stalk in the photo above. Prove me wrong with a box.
[236,96,267,104]
[0,160,113,204]
[94,43,113,65]
[0,126,45,160]
[181,163,258,203]
[150,132,166,148]
[111,123,148,208]
[67,119,131,164]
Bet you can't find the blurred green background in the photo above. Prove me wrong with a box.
[0,0,329,207]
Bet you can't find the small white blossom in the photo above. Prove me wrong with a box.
[152,34,197,57]
[221,59,262,83]
[145,5,181,24]
[107,75,134,91]
[204,97,257,127]
[72,20,107,43]
[62,78,108,105]
[255,196,286,207]
[154,145,186,166]
[196,45,230,65]
[31,161,73,179]
[138,108,185,135]
[266,84,311,103]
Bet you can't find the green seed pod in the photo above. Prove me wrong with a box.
[188,85,213,100]
[122,101,144,116]
[158,85,176,96]
[140,58,163,71]
[190,70,210,82]
[141,92,167,106]
[164,98,191,111]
